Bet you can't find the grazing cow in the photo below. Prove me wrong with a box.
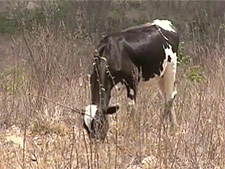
[83,19,179,140]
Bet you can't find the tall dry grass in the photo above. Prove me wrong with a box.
[0,27,224,169]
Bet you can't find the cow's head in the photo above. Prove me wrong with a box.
[83,104,119,140]
[83,52,119,141]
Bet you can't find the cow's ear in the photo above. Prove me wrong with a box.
[106,105,119,115]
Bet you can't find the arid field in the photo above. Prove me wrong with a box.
[0,1,225,169]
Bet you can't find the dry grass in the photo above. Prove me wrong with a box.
[0,27,224,169]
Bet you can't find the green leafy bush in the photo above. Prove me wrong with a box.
[178,42,205,83]
[0,11,19,34]
[219,23,225,32]
[186,65,206,83]
[0,2,63,34]
[177,42,192,66]
[0,66,27,95]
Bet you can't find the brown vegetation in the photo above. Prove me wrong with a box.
[0,1,224,169]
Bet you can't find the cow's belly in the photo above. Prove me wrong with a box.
[138,75,161,89]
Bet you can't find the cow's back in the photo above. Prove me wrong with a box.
[95,21,179,82]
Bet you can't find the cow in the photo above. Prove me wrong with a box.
[83,19,180,140]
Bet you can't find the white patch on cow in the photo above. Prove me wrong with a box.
[130,89,134,96]
[152,19,176,32]
[84,104,98,131]
[172,90,177,100]
[163,44,177,75]
[128,99,135,106]
[128,89,135,105]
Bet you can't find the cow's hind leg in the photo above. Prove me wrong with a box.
[158,63,178,129]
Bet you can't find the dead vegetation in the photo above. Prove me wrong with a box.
[0,1,225,169]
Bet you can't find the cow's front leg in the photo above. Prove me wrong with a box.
[126,85,137,114]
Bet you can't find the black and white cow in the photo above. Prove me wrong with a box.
[83,19,179,140]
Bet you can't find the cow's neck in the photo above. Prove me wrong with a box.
[91,81,112,110]
[91,57,112,111]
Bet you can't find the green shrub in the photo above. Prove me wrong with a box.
[0,2,63,34]
[177,42,205,83]
[219,23,225,32]
[0,12,19,34]
[186,65,206,83]
[177,42,192,66]
[0,66,27,95]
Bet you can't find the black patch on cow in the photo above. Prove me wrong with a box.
[110,26,166,80]
[168,55,171,62]
[160,28,179,53]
